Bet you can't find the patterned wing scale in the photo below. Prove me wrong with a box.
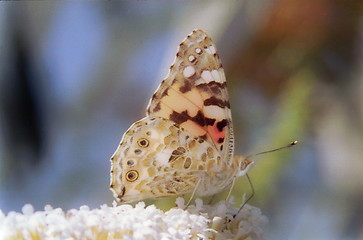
[147,29,234,164]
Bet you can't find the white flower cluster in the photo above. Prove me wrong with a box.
[0,198,267,240]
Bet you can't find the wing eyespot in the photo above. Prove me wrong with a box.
[137,138,149,148]
[126,170,139,182]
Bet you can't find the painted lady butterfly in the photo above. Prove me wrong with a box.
[110,29,254,203]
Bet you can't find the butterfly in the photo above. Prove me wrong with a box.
[110,29,254,203]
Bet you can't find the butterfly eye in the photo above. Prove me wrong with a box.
[240,161,246,171]
[125,170,139,182]
[137,138,149,148]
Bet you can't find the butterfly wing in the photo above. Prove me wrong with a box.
[147,29,234,164]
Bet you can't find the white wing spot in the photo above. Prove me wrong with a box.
[201,70,213,83]
[183,66,195,78]
[188,55,196,62]
[204,105,225,120]
[205,47,212,55]
[196,32,206,42]
[211,69,221,82]
[209,45,216,54]
[185,37,193,47]
[196,48,202,54]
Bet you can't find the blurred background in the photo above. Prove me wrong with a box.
[0,1,362,239]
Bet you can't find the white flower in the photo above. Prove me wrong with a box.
[0,199,267,240]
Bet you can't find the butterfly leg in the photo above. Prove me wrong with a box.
[225,176,237,204]
[233,173,255,218]
[185,178,201,209]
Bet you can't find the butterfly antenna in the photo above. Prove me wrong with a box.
[233,140,298,219]
[246,140,298,158]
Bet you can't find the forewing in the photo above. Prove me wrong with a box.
[146,29,234,164]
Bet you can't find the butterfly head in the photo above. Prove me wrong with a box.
[235,156,254,177]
